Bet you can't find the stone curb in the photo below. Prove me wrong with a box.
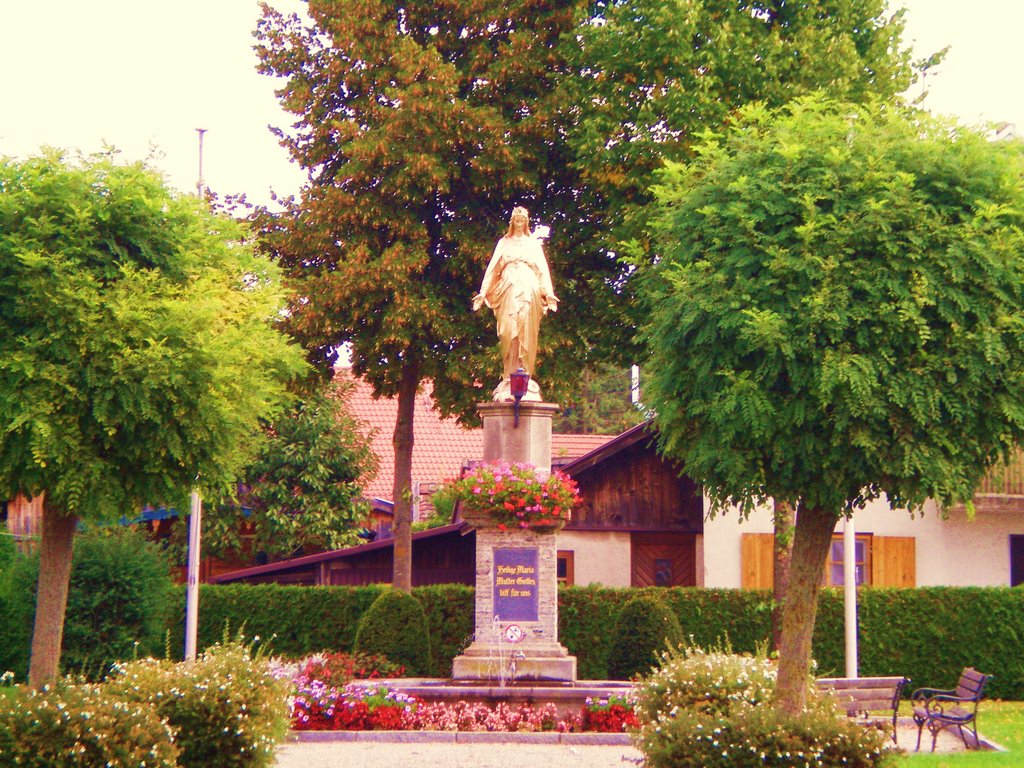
[290,730,632,746]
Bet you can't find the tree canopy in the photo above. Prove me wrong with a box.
[562,0,921,246]
[253,0,627,588]
[639,97,1024,712]
[201,386,377,561]
[0,151,305,684]
[254,0,624,415]
[0,153,305,516]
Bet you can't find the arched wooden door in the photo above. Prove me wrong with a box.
[631,533,696,587]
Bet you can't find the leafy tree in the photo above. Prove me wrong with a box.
[638,98,1024,713]
[562,0,924,248]
[565,0,932,644]
[553,363,645,434]
[253,0,629,590]
[195,385,377,562]
[0,152,305,686]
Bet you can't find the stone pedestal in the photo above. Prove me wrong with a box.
[451,400,577,682]
[478,401,559,472]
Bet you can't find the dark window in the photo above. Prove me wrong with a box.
[654,558,673,587]
[1011,535,1024,587]
[556,550,574,586]
[826,535,871,586]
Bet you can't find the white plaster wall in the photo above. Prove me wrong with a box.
[555,530,632,587]
[701,493,1024,588]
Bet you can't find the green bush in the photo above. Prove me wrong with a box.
[0,531,15,571]
[103,639,289,768]
[0,682,178,768]
[414,584,473,676]
[62,527,175,677]
[633,646,890,768]
[0,527,173,681]
[0,554,37,681]
[607,593,684,679]
[354,589,432,676]
[637,696,891,768]
[558,586,772,680]
[634,645,776,721]
[813,587,1024,700]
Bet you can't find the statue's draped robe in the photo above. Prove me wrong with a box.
[478,234,556,379]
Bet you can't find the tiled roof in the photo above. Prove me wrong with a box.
[336,370,615,505]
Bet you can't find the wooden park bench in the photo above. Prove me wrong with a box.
[816,676,909,744]
[912,667,991,752]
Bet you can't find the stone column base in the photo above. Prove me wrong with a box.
[452,641,577,683]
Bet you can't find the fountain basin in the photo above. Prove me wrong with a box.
[365,678,633,718]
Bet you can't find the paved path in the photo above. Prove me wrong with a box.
[273,741,643,768]
[273,719,988,767]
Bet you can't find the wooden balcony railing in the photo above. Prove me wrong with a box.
[976,450,1024,496]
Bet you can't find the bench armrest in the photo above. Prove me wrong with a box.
[911,686,954,701]
[920,694,975,720]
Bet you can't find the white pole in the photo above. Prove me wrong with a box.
[843,514,858,678]
[184,489,202,661]
[195,128,207,200]
[630,365,640,406]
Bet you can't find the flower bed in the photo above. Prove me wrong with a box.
[582,694,640,732]
[447,461,580,532]
[286,653,636,733]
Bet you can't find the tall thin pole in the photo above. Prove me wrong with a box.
[184,489,202,661]
[843,514,859,677]
[195,128,207,200]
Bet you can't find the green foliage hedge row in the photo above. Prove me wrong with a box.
[0,528,174,681]
[167,584,1024,699]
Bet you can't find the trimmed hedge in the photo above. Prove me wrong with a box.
[607,593,684,679]
[164,583,389,661]
[355,590,432,676]
[166,583,1024,699]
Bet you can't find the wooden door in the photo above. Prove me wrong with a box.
[632,533,696,587]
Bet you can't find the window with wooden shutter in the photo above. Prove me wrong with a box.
[871,536,916,587]
[741,533,775,589]
[741,532,914,589]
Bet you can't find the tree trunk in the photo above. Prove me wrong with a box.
[391,361,419,593]
[772,500,795,654]
[775,501,838,714]
[28,501,78,689]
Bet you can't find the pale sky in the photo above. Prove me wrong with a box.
[0,1,1019,208]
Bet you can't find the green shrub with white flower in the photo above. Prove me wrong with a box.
[0,682,179,768]
[103,639,289,768]
[633,646,891,768]
[448,461,579,532]
[635,645,777,722]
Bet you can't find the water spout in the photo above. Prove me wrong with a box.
[508,649,526,683]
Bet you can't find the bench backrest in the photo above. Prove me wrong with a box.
[816,676,907,713]
[954,668,990,705]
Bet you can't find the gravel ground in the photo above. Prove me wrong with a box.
[273,741,643,768]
